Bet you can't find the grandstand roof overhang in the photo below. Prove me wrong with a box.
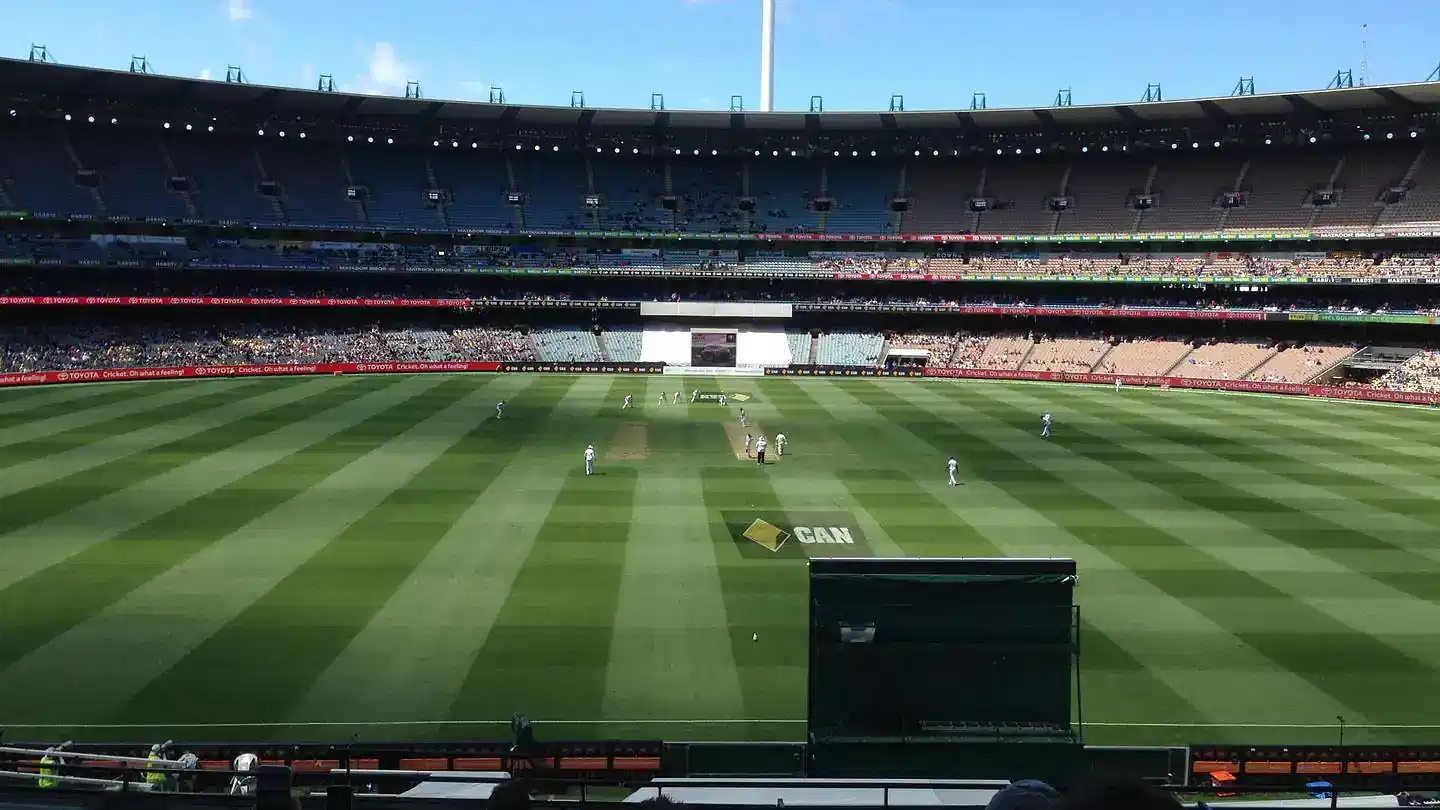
[4,57,1440,133]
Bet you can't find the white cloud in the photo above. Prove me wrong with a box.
[226,0,254,22]
[355,42,416,96]
[199,67,213,81]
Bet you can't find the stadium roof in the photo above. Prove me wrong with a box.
[4,56,1440,132]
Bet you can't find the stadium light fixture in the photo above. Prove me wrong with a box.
[1264,137,1272,145]
[206,125,213,132]
[1014,148,1022,155]
[1363,133,1371,140]
[675,148,683,155]
[1386,132,1394,139]
[772,150,779,156]
[693,149,699,155]
[1411,131,1419,138]
[1121,145,1128,151]
[453,141,460,148]
[348,135,355,142]
[367,136,374,143]
[112,118,119,125]
[791,150,798,157]
[86,115,94,123]
[299,132,306,139]
[1081,146,1088,153]
[632,147,639,154]
[533,145,541,151]
[185,123,192,131]
[1101,146,1108,152]
[1213,140,1221,147]
[851,150,858,157]
[754,149,761,156]
[913,150,920,156]
[1308,135,1317,143]
[472,142,478,148]
[278,131,285,137]
[1034,147,1041,154]
[1191,142,1199,149]
[1170,143,1178,150]
[615,147,621,153]
[711,149,718,155]
[6,110,14,116]
[434,140,440,147]
[163,122,171,129]
[932,150,940,156]
[552,145,559,151]
[63,113,71,121]
[257,129,264,136]
[996,149,1003,155]
[870,150,877,156]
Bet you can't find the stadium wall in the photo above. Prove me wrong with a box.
[0,360,1435,406]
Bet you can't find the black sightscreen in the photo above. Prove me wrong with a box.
[808,557,1078,742]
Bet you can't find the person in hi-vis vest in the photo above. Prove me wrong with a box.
[145,741,172,791]
[37,742,70,789]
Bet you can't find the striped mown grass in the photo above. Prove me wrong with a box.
[0,373,1437,748]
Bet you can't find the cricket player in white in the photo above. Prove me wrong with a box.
[1041,410,1052,438]
[755,435,767,465]
[743,433,752,456]
[673,391,682,405]
[622,395,632,409]
[739,408,747,427]
[1115,377,1123,392]
[584,444,596,475]
[775,432,786,456]
[720,394,728,406]
[691,389,699,402]
[495,401,504,419]
[948,456,959,486]
[658,392,666,405]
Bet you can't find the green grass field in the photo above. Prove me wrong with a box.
[1,371,1438,748]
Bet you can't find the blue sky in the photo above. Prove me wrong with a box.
[3,0,1438,112]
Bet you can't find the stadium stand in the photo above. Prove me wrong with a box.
[1248,344,1356,383]
[1170,341,1277,380]
[1020,337,1111,373]
[977,161,1066,234]
[533,328,604,362]
[814,332,885,365]
[603,327,643,362]
[785,331,812,365]
[1054,155,1152,234]
[1096,339,1194,376]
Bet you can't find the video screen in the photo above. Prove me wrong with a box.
[692,331,737,368]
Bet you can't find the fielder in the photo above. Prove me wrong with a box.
[673,391,682,405]
[948,456,959,487]
[495,401,505,419]
[658,392,667,405]
[776,432,786,456]
[743,432,752,457]
[1041,410,1052,439]
[755,435,767,465]
[622,395,633,409]
[584,444,596,475]
[720,394,728,406]
[739,408,748,428]
[691,389,700,403]
[1115,377,1123,392]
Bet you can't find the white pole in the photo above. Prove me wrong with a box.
[760,0,775,112]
